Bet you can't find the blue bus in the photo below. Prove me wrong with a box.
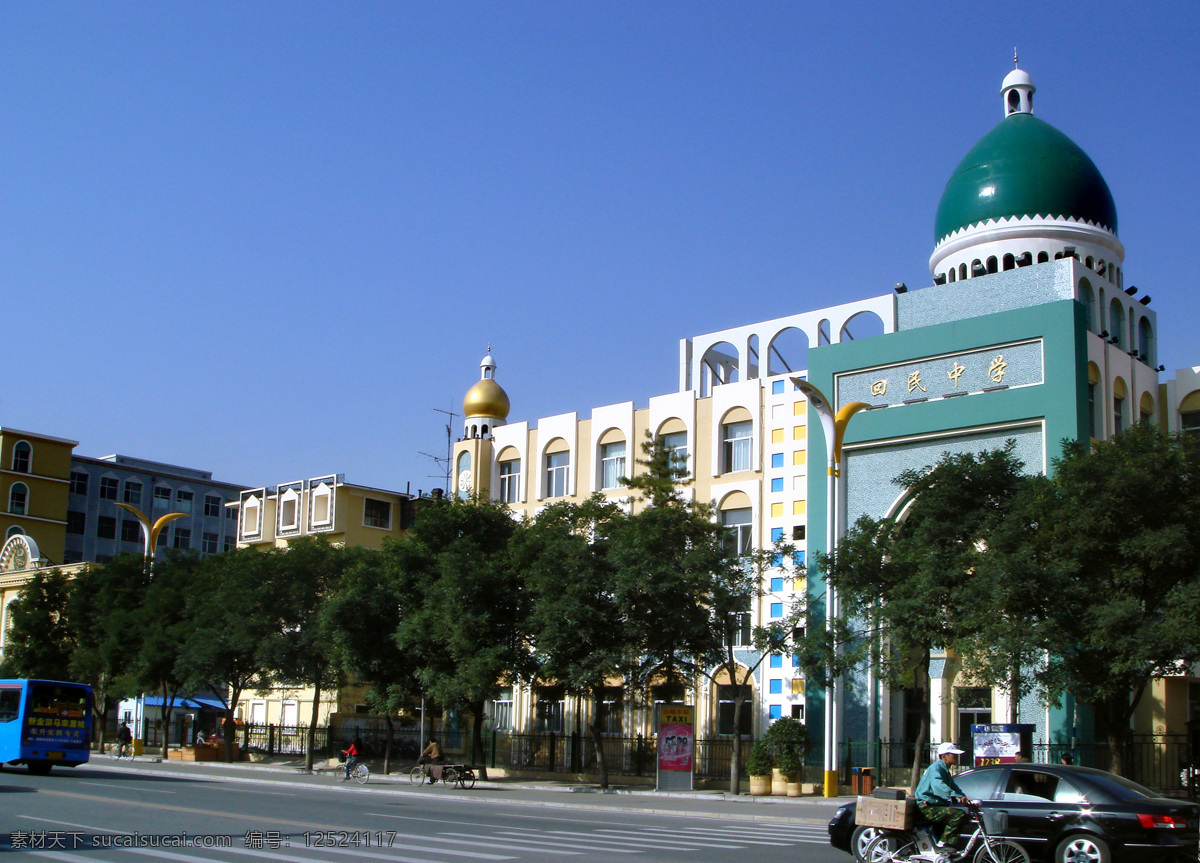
[0,679,93,774]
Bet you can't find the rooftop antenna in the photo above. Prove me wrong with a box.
[420,404,459,492]
[1013,47,1019,67]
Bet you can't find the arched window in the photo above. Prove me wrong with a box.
[1109,300,1125,348]
[10,442,31,473]
[1002,254,1015,271]
[959,263,967,281]
[8,482,28,515]
[1037,251,1049,263]
[1138,317,1155,362]
[597,429,627,490]
[544,439,570,499]
[986,256,998,274]
[1139,392,1156,425]
[1113,378,1128,434]
[497,446,521,504]
[657,419,689,477]
[6,525,24,538]
[1078,278,1095,331]
[719,491,754,555]
[720,409,754,474]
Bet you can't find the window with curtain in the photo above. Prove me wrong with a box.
[722,421,753,473]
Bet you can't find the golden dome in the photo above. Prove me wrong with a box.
[463,378,510,420]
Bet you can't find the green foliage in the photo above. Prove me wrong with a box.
[746,739,774,776]
[762,716,808,775]
[989,424,1200,770]
[0,568,74,680]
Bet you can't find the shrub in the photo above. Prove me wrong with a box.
[746,740,774,776]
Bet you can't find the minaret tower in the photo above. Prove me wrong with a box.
[454,347,510,498]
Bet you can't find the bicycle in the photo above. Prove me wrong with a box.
[863,800,1030,863]
[336,762,369,785]
[409,762,475,789]
[114,742,133,760]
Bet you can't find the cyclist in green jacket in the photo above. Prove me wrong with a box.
[915,742,969,848]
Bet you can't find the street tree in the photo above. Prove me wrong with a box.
[65,554,148,750]
[323,553,420,775]
[389,495,529,779]
[0,567,75,681]
[258,537,369,771]
[518,496,626,788]
[823,444,1030,787]
[179,547,284,762]
[126,549,203,753]
[996,423,1200,775]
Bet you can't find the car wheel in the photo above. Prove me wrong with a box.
[1056,834,1110,863]
[852,826,882,862]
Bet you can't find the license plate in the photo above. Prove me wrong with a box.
[46,751,63,760]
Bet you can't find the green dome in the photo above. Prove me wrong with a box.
[935,113,1117,243]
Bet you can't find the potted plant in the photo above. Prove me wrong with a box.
[762,717,809,796]
[746,740,773,796]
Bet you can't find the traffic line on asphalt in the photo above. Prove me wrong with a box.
[540,828,742,850]
[340,822,583,856]
[480,830,647,853]
[289,840,517,861]
[79,781,179,794]
[26,852,122,863]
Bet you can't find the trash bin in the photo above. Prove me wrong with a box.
[861,767,875,795]
[132,740,144,757]
[851,767,862,795]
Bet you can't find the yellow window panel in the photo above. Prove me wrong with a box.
[770,502,783,517]
[791,678,805,694]
[793,450,807,466]
[793,500,807,515]
[793,426,807,440]
[771,428,784,444]
[794,401,807,416]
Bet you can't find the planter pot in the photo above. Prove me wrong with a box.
[786,781,802,797]
[771,767,790,796]
[749,775,772,796]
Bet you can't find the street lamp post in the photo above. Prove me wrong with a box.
[115,503,188,565]
[791,376,868,798]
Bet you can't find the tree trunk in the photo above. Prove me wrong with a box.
[909,649,931,791]
[729,694,746,795]
[470,699,488,781]
[305,678,322,772]
[1008,664,1021,724]
[590,686,610,789]
[383,714,394,775]
[223,683,242,763]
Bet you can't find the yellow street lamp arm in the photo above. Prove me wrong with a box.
[115,503,189,560]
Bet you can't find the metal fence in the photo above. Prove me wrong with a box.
[841,735,1200,798]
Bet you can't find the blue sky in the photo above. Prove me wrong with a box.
[3,2,1197,493]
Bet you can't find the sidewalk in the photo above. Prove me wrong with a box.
[89,751,850,822]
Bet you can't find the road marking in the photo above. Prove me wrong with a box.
[291,841,516,861]
[357,820,583,855]
[18,815,127,834]
[214,843,485,863]
[492,829,690,852]
[25,852,122,863]
[538,828,742,849]
[79,781,178,794]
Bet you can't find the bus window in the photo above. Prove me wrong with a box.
[0,689,19,722]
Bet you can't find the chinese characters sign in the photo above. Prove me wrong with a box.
[837,340,1043,409]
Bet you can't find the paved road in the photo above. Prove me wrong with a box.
[0,762,852,862]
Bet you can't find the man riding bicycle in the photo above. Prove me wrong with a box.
[116,722,133,758]
[915,742,969,848]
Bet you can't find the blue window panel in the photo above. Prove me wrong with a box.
[793,375,806,390]
[769,654,783,668]
[769,679,783,695]
[792,655,801,667]
[771,527,784,542]
[770,602,783,618]
[769,704,782,719]
[793,550,806,566]
[772,380,784,395]
[771,477,784,493]
[772,553,783,567]
[771,577,784,592]
[771,453,784,469]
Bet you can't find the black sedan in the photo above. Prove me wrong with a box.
[828,763,1199,863]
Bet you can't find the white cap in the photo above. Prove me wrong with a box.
[937,742,965,756]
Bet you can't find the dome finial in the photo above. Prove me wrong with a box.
[1001,61,1035,116]
[1013,47,1019,68]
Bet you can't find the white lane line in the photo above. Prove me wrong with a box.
[345,820,583,856]
[491,829,695,851]
[195,843,439,863]
[480,831,646,853]
[80,780,178,794]
[525,829,742,850]
[18,815,127,833]
[25,853,122,863]
[293,841,516,861]
[632,827,793,846]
